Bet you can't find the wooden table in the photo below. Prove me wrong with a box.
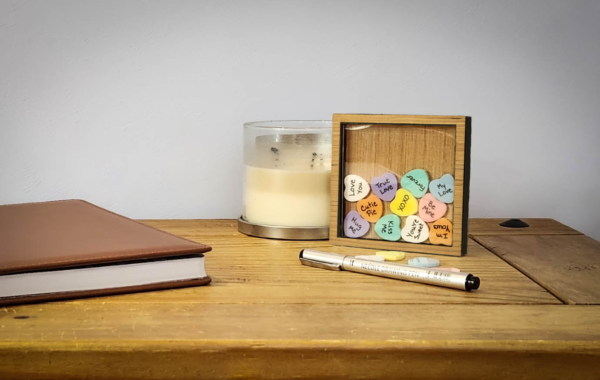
[1,219,599,379]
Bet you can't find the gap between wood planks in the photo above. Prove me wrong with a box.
[470,237,567,305]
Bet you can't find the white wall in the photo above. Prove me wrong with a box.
[1,0,599,239]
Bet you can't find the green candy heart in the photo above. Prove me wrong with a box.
[375,214,401,241]
[401,169,429,198]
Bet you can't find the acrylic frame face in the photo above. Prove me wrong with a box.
[329,114,471,256]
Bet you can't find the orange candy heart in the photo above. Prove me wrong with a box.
[429,218,453,246]
[357,193,383,223]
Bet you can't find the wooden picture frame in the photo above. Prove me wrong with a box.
[329,114,471,256]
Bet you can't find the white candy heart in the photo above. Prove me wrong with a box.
[343,174,370,202]
[401,215,429,243]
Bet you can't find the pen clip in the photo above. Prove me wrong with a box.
[299,258,342,271]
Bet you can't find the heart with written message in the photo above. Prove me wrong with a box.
[418,193,447,222]
[401,215,429,243]
[429,218,453,246]
[429,174,454,203]
[370,172,398,202]
[344,174,370,202]
[357,193,383,223]
[390,189,418,216]
[344,210,369,238]
[374,214,401,241]
[401,169,429,198]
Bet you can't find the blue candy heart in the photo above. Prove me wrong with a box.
[429,174,454,203]
[374,214,401,241]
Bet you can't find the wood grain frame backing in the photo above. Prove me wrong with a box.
[329,114,471,256]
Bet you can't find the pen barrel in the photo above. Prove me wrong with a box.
[300,249,478,291]
[342,257,472,291]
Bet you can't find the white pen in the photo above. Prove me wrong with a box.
[299,249,480,291]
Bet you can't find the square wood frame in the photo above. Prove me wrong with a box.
[329,114,471,256]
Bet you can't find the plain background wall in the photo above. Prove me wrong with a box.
[1,0,599,239]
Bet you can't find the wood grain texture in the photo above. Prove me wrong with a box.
[473,234,600,305]
[469,218,582,236]
[0,219,598,380]
[344,125,455,230]
[129,220,558,305]
[1,345,598,380]
[329,114,469,256]
[1,304,599,379]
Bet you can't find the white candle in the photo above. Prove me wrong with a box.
[244,165,330,227]
[242,121,332,229]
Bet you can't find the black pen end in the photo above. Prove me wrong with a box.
[466,275,480,291]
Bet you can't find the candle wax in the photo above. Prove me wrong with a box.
[244,165,330,227]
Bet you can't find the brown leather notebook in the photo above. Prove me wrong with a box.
[0,200,211,306]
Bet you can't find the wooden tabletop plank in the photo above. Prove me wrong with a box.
[469,218,581,236]
[1,304,599,379]
[1,219,597,380]
[1,343,598,380]
[473,234,600,305]
[2,303,599,342]
[129,221,561,305]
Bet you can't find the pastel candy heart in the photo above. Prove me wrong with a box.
[344,210,369,238]
[401,215,429,243]
[390,189,418,216]
[370,172,398,202]
[374,214,401,241]
[429,218,453,246]
[357,193,383,223]
[375,251,405,261]
[408,257,440,268]
[344,174,370,202]
[418,193,447,222]
[433,267,460,272]
[429,174,455,203]
[355,255,385,262]
[401,169,429,198]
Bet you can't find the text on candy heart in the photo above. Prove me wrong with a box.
[433,224,450,239]
[360,201,379,217]
[348,179,364,198]
[421,200,436,219]
[348,216,363,234]
[406,175,426,192]
[380,219,395,235]
[374,179,393,196]
[435,183,453,197]
[396,194,411,212]
[406,219,425,240]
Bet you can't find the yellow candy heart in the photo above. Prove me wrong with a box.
[390,189,418,216]
[375,251,406,261]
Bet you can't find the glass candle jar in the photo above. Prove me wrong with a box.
[242,121,332,231]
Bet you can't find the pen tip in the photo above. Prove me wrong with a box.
[466,275,480,291]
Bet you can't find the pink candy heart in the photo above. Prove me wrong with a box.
[418,193,447,222]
